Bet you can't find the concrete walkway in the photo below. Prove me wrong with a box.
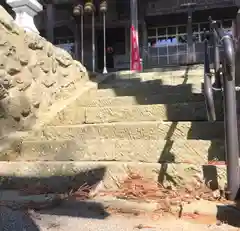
[0,204,239,231]
[1,190,240,231]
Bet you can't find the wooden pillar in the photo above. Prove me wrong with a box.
[139,1,147,70]
[141,21,147,70]
[73,2,84,63]
[74,22,81,61]
[187,8,194,64]
[46,3,54,43]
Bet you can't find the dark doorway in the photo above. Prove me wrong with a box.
[97,27,126,71]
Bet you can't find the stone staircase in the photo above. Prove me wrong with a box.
[0,65,228,193]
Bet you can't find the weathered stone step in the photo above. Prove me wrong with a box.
[80,92,207,107]
[99,76,203,90]
[14,139,225,164]
[94,84,203,98]
[107,65,204,80]
[28,121,224,141]
[85,102,223,123]
[48,99,224,126]
[0,161,226,192]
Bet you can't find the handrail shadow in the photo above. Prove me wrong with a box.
[95,65,226,187]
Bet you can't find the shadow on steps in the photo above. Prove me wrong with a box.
[98,65,226,193]
[0,167,109,231]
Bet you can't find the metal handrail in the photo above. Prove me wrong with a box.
[204,18,240,201]
[212,29,222,90]
[203,30,216,121]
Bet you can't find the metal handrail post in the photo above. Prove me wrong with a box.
[204,30,216,121]
[205,17,240,200]
[221,34,240,200]
[212,30,222,90]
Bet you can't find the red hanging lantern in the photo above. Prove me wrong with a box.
[84,0,95,13]
[99,0,107,13]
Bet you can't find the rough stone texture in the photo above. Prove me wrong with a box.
[0,7,89,137]
[0,161,227,191]
[0,9,227,195]
[34,82,97,127]
[28,121,225,141]
[23,101,224,126]
[78,93,207,107]
[85,102,224,123]
[10,139,225,163]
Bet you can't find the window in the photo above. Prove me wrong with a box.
[156,37,167,47]
[148,38,156,47]
[168,27,176,35]
[147,28,156,37]
[145,19,234,66]
[178,35,187,44]
[158,28,166,36]
[178,26,186,34]
[167,35,178,45]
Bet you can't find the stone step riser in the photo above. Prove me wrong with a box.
[85,102,224,123]
[99,76,204,89]
[107,65,204,80]
[94,83,203,98]
[48,101,224,126]
[11,139,225,164]
[79,93,209,107]
[27,121,225,141]
[0,161,226,192]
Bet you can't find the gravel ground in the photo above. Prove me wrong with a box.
[0,204,239,231]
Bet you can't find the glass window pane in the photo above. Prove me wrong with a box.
[178,34,187,43]
[167,35,178,45]
[148,38,156,47]
[178,26,186,34]
[157,27,166,36]
[168,27,176,35]
[156,36,167,47]
[147,28,156,37]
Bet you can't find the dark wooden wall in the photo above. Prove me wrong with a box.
[145,0,237,16]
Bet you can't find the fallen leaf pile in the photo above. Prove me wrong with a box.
[99,171,229,213]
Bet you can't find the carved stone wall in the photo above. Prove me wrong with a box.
[0,6,89,137]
